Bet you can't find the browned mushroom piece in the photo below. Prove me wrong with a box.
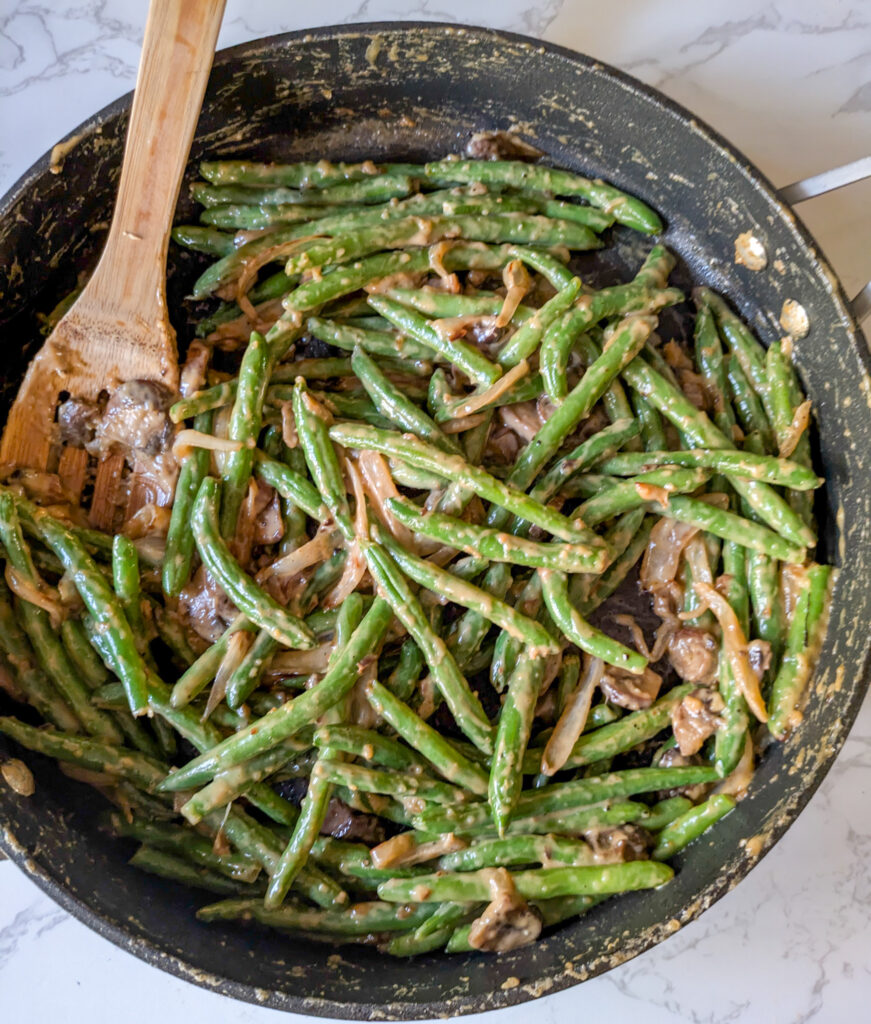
[583,824,653,863]
[599,665,663,710]
[320,798,387,845]
[178,565,238,643]
[96,379,175,457]
[670,686,726,756]
[468,892,543,953]
[465,130,543,162]
[667,626,719,684]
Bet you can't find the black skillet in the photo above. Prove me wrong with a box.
[0,23,869,1020]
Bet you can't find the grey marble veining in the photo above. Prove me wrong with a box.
[1,1,870,1021]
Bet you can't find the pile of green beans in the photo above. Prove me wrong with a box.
[0,153,834,957]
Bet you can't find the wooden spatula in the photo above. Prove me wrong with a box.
[0,0,226,475]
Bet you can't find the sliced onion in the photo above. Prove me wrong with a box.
[496,259,531,327]
[322,541,367,609]
[779,399,812,459]
[499,403,541,443]
[281,402,299,448]
[692,580,768,723]
[683,536,714,586]
[640,517,700,588]
[431,314,496,342]
[172,429,243,460]
[447,360,530,419]
[356,450,414,549]
[203,630,252,722]
[541,656,604,776]
[4,565,66,627]
[258,528,334,582]
[269,643,335,675]
[440,411,488,434]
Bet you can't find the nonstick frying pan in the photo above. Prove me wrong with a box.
[0,23,869,1020]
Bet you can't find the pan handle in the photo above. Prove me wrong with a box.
[777,156,871,324]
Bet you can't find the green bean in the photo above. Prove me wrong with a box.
[373,524,556,653]
[693,296,736,439]
[306,315,435,363]
[200,158,387,189]
[497,277,582,368]
[180,740,304,826]
[367,295,502,387]
[620,343,814,549]
[8,492,151,716]
[253,451,330,523]
[644,495,805,563]
[490,651,548,835]
[505,245,575,288]
[312,724,427,775]
[385,638,425,702]
[598,446,820,490]
[652,794,736,860]
[192,477,315,649]
[540,309,589,400]
[727,355,776,451]
[225,629,278,709]
[60,618,110,689]
[768,564,832,739]
[111,535,146,637]
[507,314,657,492]
[0,580,80,730]
[418,159,663,234]
[281,213,598,281]
[384,287,531,321]
[576,467,710,525]
[129,845,259,897]
[313,759,469,806]
[351,346,460,454]
[0,716,165,790]
[380,859,672,904]
[158,598,394,790]
[540,569,647,674]
[283,243,514,312]
[193,174,416,207]
[330,423,603,548]
[438,834,597,872]
[768,340,816,529]
[292,382,354,540]
[386,902,480,956]
[218,331,272,535]
[362,542,493,753]
[556,684,694,769]
[0,497,122,742]
[643,796,695,832]
[531,419,642,506]
[365,680,489,794]
[170,614,254,708]
[490,573,542,693]
[198,896,434,935]
[170,225,237,256]
[109,813,260,882]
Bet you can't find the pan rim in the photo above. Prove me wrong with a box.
[1,19,868,1020]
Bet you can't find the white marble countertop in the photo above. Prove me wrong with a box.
[1,2,870,1021]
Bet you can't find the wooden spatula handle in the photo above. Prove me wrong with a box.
[89,0,226,319]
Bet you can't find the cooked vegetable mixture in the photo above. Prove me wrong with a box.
[0,142,834,954]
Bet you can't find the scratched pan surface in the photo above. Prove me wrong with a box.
[0,23,869,1020]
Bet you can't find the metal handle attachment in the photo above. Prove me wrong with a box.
[777,156,871,324]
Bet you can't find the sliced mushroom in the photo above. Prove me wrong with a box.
[584,824,652,863]
[656,746,712,802]
[599,665,663,710]
[667,626,719,684]
[670,686,725,757]
[468,892,543,953]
